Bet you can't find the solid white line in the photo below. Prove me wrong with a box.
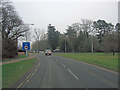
[67,69,79,80]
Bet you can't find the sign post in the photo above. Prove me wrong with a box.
[22,42,30,56]
[26,50,27,57]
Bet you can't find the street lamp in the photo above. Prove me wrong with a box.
[65,35,66,53]
[23,23,34,56]
[90,28,96,53]
[64,32,68,53]
[91,35,93,53]
[25,24,34,42]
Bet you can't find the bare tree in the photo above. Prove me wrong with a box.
[101,32,118,55]
[81,19,93,35]
[18,24,31,42]
[0,1,2,37]
[1,1,30,58]
[72,23,82,35]
[33,28,45,52]
[0,0,2,56]
[78,19,94,53]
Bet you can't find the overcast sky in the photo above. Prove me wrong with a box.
[12,0,118,33]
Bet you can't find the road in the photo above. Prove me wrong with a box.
[14,53,118,88]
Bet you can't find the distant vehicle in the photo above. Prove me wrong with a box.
[39,51,44,53]
[45,49,51,55]
[53,48,60,52]
[32,51,35,53]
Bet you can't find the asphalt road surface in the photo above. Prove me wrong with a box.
[15,53,118,88]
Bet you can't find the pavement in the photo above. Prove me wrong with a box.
[13,53,118,88]
[1,53,35,65]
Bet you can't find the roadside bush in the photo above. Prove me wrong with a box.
[2,38,18,58]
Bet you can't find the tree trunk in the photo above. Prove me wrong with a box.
[72,46,75,53]
[113,50,115,56]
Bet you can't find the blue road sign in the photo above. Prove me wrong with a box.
[22,42,30,51]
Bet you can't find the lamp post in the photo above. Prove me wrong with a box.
[37,37,39,53]
[91,35,93,53]
[27,24,34,55]
[65,35,66,53]
[22,23,34,42]
[90,28,95,53]
[64,33,68,53]
[24,23,34,56]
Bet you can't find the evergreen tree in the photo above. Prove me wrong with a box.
[93,20,114,43]
[47,24,60,50]
[66,26,77,52]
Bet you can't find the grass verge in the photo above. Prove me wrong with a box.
[56,53,118,71]
[2,58,36,88]
[3,54,29,63]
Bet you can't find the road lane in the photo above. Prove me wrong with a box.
[20,54,82,88]
[16,53,118,88]
[50,55,118,88]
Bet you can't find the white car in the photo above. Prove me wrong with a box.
[45,49,51,55]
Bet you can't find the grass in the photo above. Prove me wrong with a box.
[31,52,39,54]
[56,53,118,71]
[2,58,36,88]
[3,54,29,63]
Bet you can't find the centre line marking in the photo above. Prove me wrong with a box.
[62,64,66,68]
[67,69,79,80]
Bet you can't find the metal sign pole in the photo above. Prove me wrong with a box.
[26,50,27,57]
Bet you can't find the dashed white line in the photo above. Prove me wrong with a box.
[67,69,79,80]
[61,64,66,68]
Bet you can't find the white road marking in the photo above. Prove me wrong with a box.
[61,64,66,68]
[67,69,79,80]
